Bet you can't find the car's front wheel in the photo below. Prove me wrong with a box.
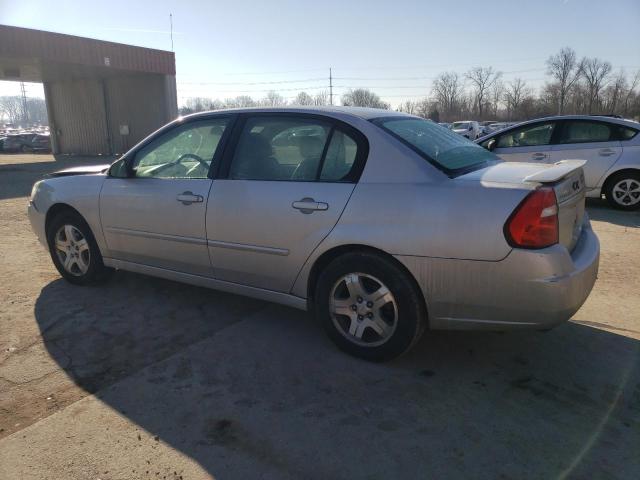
[46,211,111,285]
[604,171,640,210]
[314,252,426,361]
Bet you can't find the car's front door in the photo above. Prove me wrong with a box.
[206,114,366,293]
[547,120,622,189]
[490,121,557,163]
[100,116,233,276]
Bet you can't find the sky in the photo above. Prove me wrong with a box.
[1,0,639,108]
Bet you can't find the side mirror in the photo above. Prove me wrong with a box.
[109,158,130,178]
[486,138,496,151]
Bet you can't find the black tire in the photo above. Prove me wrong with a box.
[314,252,426,361]
[604,171,640,211]
[46,210,112,285]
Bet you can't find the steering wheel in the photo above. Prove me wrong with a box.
[152,153,209,176]
[176,153,208,169]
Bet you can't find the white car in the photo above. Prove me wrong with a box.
[451,121,481,140]
[477,115,640,210]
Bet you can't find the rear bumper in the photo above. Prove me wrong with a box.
[396,216,600,330]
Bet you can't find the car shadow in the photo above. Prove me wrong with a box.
[33,272,640,479]
[585,198,640,228]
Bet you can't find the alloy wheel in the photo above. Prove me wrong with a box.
[54,224,90,276]
[612,178,640,206]
[329,272,398,347]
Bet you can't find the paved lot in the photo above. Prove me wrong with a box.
[1,153,639,479]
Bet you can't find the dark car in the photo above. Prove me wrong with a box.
[1,133,51,153]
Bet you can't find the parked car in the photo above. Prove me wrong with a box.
[477,115,640,210]
[451,120,481,139]
[438,122,451,129]
[1,133,51,153]
[28,107,599,361]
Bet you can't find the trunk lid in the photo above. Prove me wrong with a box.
[459,160,587,251]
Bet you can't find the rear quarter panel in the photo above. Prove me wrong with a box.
[291,177,529,297]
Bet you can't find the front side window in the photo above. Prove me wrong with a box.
[229,116,361,182]
[132,118,229,179]
[372,117,495,174]
[557,121,613,144]
[496,122,555,148]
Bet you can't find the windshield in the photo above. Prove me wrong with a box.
[372,117,497,174]
[452,122,471,129]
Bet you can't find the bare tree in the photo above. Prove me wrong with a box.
[0,96,24,124]
[581,57,612,113]
[465,66,501,119]
[504,78,531,120]
[397,100,418,115]
[293,91,314,105]
[313,90,329,106]
[622,70,640,116]
[546,47,584,114]
[341,89,390,109]
[261,91,287,107]
[431,72,463,121]
[603,70,627,113]
[490,79,504,118]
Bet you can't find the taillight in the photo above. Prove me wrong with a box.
[504,187,558,249]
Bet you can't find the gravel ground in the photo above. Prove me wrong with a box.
[0,153,639,479]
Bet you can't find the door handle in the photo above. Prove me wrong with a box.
[598,149,616,157]
[176,191,203,205]
[292,197,329,214]
[531,152,548,160]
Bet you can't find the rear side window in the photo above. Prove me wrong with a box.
[372,117,495,174]
[557,121,613,144]
[496,122,555,148]
[616,125,639,141]
[229,116,363,182]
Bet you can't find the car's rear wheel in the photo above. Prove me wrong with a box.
[604,171,640,210]
[314,252,426,361]
[46,211,111,285]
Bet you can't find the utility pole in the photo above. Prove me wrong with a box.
[169,13,174,52]
[20,82,28,125]
[329,68,333,106]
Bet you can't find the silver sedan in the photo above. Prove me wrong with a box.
[28,107,600,360]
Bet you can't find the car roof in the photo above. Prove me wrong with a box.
[507,114,640,128]
[182,106,413,122]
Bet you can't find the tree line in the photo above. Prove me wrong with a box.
[179,47,640,123]
[0,96,48,126]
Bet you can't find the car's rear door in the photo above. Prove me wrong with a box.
[547,119,622,189]
[491,121,557,163]
[206,113,367,292]
[100,116,234,276]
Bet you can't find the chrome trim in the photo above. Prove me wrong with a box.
[104,226,206,245]
[103,257,307,310]
[207,239,289,256]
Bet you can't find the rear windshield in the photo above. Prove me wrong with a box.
[372,117,497,174]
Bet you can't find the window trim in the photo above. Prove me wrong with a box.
[118,113,238,179]
[216,112,369,183]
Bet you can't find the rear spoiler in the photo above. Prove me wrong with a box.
[523,160,586,184]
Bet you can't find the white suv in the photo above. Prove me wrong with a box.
[477,115,640,210]
[451,121,481,140]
